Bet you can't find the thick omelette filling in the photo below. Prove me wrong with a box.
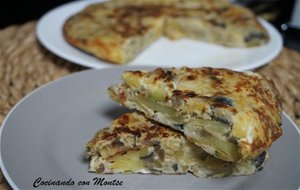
[86,113,267,177]
[108,67,282,162]
[109,83,241,162]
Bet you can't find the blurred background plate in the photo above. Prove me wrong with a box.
[0,67,299,189]
[36,0,283,71]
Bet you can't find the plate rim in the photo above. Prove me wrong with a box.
[36,0,283,71]
[0,68,299,190]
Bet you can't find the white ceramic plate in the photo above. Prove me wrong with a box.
[36,0,283,71]
[0,67,299,190]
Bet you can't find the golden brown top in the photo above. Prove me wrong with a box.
[64,0,267,40]
[63,0,269,64]
[120,67,282,160]
[87,112,183,159]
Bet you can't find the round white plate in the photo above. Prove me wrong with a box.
[0,67,299,190]
[36,0,283,71]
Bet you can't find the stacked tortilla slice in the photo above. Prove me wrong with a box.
[85,67,282,178]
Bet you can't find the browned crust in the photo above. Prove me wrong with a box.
[115,67,282,160]
[63,1,269,64]
[87,112,183,159]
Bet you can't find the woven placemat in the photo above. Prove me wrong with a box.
[0,21,300,189]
